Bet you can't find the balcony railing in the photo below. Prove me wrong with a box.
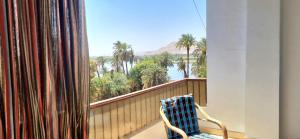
[89,78,207,139]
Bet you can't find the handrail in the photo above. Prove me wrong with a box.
[90,78,206,109]
[90,78,205,109]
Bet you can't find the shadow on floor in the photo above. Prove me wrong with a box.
[129,121,226,139]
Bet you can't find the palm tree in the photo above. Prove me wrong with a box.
[159,52,174,70]
[111,56,121,72]
[128,47,134,69]
[89,60,97,79]
[141,65,168,89]
[177,57,187,78]
[176,34,196,78]
[113,41,133,75]
[113,41,123,72]
[192,38,207,77]
[121,43,131,76]
[96,56,107,76]
[194,38,207,65]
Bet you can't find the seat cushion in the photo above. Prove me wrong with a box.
[189,133,218,139]
[161,96,200,139]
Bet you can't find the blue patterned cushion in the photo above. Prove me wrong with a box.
[161,96,200,139]
[189,133,218,139]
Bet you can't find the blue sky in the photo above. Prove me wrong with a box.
[86,0,206,56]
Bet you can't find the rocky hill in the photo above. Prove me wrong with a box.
[136,41,195,56]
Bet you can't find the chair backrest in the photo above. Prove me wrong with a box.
[161,95,200,139]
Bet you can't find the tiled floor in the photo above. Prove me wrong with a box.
[130,121,229,139]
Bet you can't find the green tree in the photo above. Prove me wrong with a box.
[89,77,101,102]
[121,43,131,76]
[129,60,152,90]
[141,64,168,89]
[158,52,174,70]
[176,34,196,78]
[89,72,130,102]
[177,57,187,78]
[113,41,123,72]
[128,47,135,69]
[113,41,132,75]
[89,60,97,80]
[129,59,169,90]
[96,56,107,77]
[111,56,121,72]
[192,38,207,77]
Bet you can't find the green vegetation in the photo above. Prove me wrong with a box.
[176,34,197,78]
[90,41,174,102]
[90,72,129,102]
[95,56,108,77]
[158,52,174,69]
[89,60,97,79]
[176,35,207,78]
[192,38,207,78]
[177,57,187,78]
[89,36,207,102]
[129,59,169,90]
[113,41,132,75]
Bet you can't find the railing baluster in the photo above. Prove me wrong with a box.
[141,95,147,127]
[124,99,131,135]
[183,82,187,95]
[167,86,171,98]
[103,105,112,139]
[111,102,118,139]
[200,80,207,106]
[136,95,142,129]
[171,85,175,97]
[194,81,200,104]
[146,93,151,124]
[179,83,183,96]
[155,90,160,120]
[170,85,174,97]
[151,92,156,122]
[160,88,164,103]
[94,108,104,139]
[130,97,137,132]
[177,84,181,96]
[117,101,125,137]
[188,80,194,96]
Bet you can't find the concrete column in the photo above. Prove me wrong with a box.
[245,0,280,138]
[207,0,246,132]
[280,0,300,138]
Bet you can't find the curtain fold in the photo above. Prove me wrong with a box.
[0,0,89,138]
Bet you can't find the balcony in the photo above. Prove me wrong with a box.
[89,78,246,139]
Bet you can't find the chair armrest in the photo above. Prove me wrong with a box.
[160,107,189,139]
[195,104,228,139]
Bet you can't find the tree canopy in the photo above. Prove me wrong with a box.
[176,34,197,77]
[89,36,207,102]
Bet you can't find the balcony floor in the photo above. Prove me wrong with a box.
[129,121,232,139]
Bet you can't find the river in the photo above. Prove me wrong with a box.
[168,64,196,80]
[103,63,195,80]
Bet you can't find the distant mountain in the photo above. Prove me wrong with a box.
[136,41,195,56]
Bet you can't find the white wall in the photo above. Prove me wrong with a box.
[207,0,300,138]
[280,0,300,138]
[207,0,280,138]
[245,0,280,138]
[207,0,246,132]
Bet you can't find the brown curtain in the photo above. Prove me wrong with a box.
[0,0,89,138]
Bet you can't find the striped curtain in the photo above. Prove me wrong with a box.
[0,0,89,139]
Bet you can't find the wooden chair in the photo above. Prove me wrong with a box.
[160,96,228,139]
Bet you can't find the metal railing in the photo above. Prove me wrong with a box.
[89,78,207,139]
